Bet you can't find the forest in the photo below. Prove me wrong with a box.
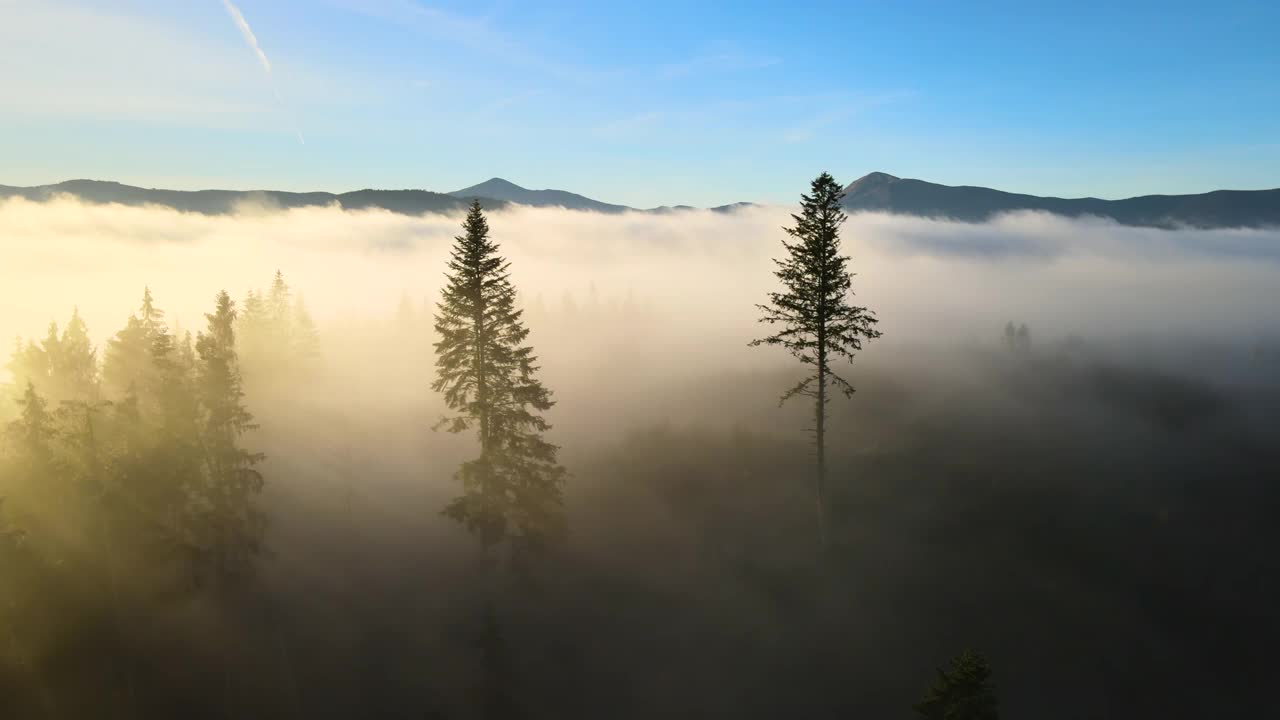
[1,175,1279,720]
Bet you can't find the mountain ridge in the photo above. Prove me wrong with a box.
[447,177,628,213]
[841,172,1280,229]
[0,178,750,216]
[2,175,1277,228]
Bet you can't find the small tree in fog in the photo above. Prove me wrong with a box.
[751,172,880,541]
[914,650,999,720]
[1016,323,1030,353]
[292,292,321,362]
[1003,322,1031,355]
[433,200,566,566]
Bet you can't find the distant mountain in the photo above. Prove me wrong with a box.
[7,174,1273,227]
[0,177,752,216]
[842,172,1280,229]
[0,179,485,216]
[448,178,627,213]
[650,201,756,215]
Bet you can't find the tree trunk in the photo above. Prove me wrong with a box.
[815,352,828,548]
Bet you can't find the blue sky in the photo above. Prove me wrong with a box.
[1,0,1277,207]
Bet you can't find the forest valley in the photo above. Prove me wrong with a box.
[1,176,1278,720]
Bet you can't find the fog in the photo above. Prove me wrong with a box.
[2,195,1278,353]
[1,196,1279,719]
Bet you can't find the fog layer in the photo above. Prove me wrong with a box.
[2,196,1277,354]
[1,197,1278,719]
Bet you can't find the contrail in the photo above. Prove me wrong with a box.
[221,0,271,74]
[220,0,305,144]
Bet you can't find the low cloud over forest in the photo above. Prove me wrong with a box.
[1,196,1278,719]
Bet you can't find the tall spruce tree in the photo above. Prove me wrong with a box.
[751,172,880,541]
[194,291,265,583]
[432,201,565,563]
[149,326,204,539]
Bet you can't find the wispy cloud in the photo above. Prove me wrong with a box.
[781,91,915,143]
[220,0,305,144]
[328,0,618,85]
[221,0,271,74]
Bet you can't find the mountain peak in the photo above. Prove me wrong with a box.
[446,177,629,213]
[844,171,900,195]
[453,177,528,195]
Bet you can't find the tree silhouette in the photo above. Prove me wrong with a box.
[432,200,566,564]
[104,288,166,399]
[914,650,999,720]
[751,172,880,541]
[292,292,321,363]
[56,308,99,402]
[237,288,269,371]
[8,382,58,480]
[9,309,101,406]
[237,271,321,379]
[267,270,293,349]
[194,291,265,584]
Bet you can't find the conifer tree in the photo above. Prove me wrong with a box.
[238,289,269,370]
[194,291,265,583]
[292,292,321,363]
[58,399,110,493]
[267,270,293,348]
[104,289,166,399]
[7,324,60,399]
[751,172,880,541]
[432,201,566,563]
[8,383,57,479]
[104,316,150,398]
[54,308,98,402]
[148,327,204,527]
[6,338,49,403]
[138,287,164,336]
[38,322,60,381]
[914,650,999,720]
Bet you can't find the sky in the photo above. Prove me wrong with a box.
[1,0,1277,208]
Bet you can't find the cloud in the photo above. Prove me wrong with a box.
[781,91,915,143]
[0,2,278,128]
[220,0,305,144]
[0,197,1277,360]
[221,0,271,74]
[329,0,618,84]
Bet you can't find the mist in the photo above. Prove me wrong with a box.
[1,196,1279,719]
[3,195,1277,352]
